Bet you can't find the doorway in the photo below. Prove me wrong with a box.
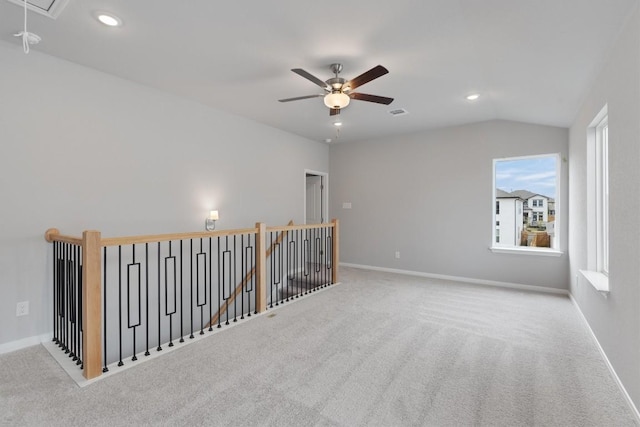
[304,170,328,224]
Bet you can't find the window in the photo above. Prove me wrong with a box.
[596,115,609,274]
[492,154,560,253]
[581,105,609,292]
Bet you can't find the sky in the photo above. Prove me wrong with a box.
[495,156,557,198]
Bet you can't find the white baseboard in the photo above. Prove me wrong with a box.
[569,294,640,425]
[340,263,569,295]
[0,333,51,355]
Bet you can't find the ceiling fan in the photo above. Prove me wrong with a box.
[278,63,393,116]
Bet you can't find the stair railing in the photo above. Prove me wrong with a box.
[44,219,339,380]
[206,220,294,328]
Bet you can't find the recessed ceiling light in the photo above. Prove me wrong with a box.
[466,94,480,101]
[97,13,122,27]
[333,121,342,127]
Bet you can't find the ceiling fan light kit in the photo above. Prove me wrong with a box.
[279,63,393,116]
[324,92,350,109]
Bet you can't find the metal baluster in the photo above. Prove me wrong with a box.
[167,241,176,347]
[102,247,108,372]
[208,237,213,331]
[118,246,123,367]
[225,236,230,325]
[52,242,57,344]
[199,238,205,334]
[295,230,302,298]
[285,231,290,302]
[240,234,245,320]
[189,239,194,339]
[253,232,258,315]
[217,236,222,328]
[233,235,238,322]
[64,243,70,354]
[145,243,150,356]
[179,240,184,343]
[158,242,163,351]
[75,244,81,362]
[130,244,138,362]
[270,232,275,308]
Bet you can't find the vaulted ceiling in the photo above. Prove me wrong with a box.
[0,0,637,143]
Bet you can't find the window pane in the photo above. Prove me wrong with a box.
[494,155,558,249]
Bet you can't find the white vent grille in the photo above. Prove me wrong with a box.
[6,0,69,19]
[388,108,409,116]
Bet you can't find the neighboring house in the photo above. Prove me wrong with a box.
[510,190,552,226]
[495,189,524,246]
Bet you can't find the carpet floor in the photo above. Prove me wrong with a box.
[1,267,637,426]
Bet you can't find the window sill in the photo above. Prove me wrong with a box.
[579,270,609,293]
[489,246,564,257]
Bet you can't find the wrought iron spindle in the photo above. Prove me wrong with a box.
[179,240,184,343]
[222,236,233,325]
[157,242,163,351]
[196,238,207,334]
[233,235,238,322]
[118,245,123,367]
[128,245,142,361]
[103,247,109,373]
[166,241,177,347]
[241,234,245,319]
[144,244,149,356]
[208,237,213,331]
[217,236,222,328]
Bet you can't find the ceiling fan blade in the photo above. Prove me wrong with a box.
[279,94,324,102]
[291,68,331,91]
[350,92,394,105]
[329,108,340,116]
[344,65,389,91]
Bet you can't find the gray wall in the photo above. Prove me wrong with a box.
[330,120,568,290]
[0,41,329,346]
[568,4,640,407]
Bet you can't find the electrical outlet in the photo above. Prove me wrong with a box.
[395,251,400,259]
[16,301,29,317]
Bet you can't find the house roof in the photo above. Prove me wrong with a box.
[510,189,553,201]
[496,189,522,199]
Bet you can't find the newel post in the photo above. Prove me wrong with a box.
[82,230,102,379]
[332,218,339,283]
[255,222,267,313]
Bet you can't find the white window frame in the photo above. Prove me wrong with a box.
[596,117,609,275]
[581,105,609,293]
[491,153,562,257]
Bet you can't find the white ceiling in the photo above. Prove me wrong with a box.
[0,0,637,143]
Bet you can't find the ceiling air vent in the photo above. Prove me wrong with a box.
[388,108,409,116]
[6,0,69,19]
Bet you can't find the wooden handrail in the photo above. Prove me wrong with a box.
[266,222,335,233]
[207,220,294,327]
[45,227,258,247]
[45,228,82,245]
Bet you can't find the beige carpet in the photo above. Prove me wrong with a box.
[1,267,636,426]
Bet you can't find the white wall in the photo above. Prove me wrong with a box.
[0,41,329,346]
[329,119,568,289]
[568,4,640,408]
